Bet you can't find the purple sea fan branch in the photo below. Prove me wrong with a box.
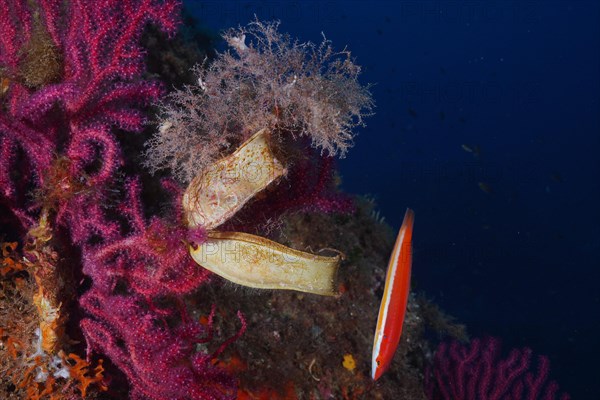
[425,337,571,400]
[38,0,64,50]
[0,0,179,228]
[0,0,32,68]
[78,177,243,398]
[0,0,249,398]
[81,178,211,297]
[0,115,54,186]
[81,289,241,400]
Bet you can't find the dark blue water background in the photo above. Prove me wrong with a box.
[186,1,600,397]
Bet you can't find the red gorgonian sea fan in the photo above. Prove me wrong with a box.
[425,337,571,400]
[1,0,245,398]
[0,0,178,234]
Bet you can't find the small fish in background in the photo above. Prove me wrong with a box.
[408,108,417,118]
[461,144,481,158]
[461,144,474,153]
[478,182,493,194]
[372,208,415,381]
[439,111,445,121]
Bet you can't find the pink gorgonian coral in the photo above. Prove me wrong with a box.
[425,337,571,400]
[0,0,178,235]
[1,0,248,398]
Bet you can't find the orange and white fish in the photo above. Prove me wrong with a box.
[372,208,415,380]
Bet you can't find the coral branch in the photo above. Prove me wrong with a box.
[0,0,246,398]
[81,290,239,400]
[425,338,571,400]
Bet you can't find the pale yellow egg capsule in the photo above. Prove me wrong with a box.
[182,128,285,230]
[184,128,342,296]
[190,231,340,296]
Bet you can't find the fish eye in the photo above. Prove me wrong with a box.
[376,359,381,366]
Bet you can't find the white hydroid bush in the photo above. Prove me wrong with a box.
[146,19,374,183]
